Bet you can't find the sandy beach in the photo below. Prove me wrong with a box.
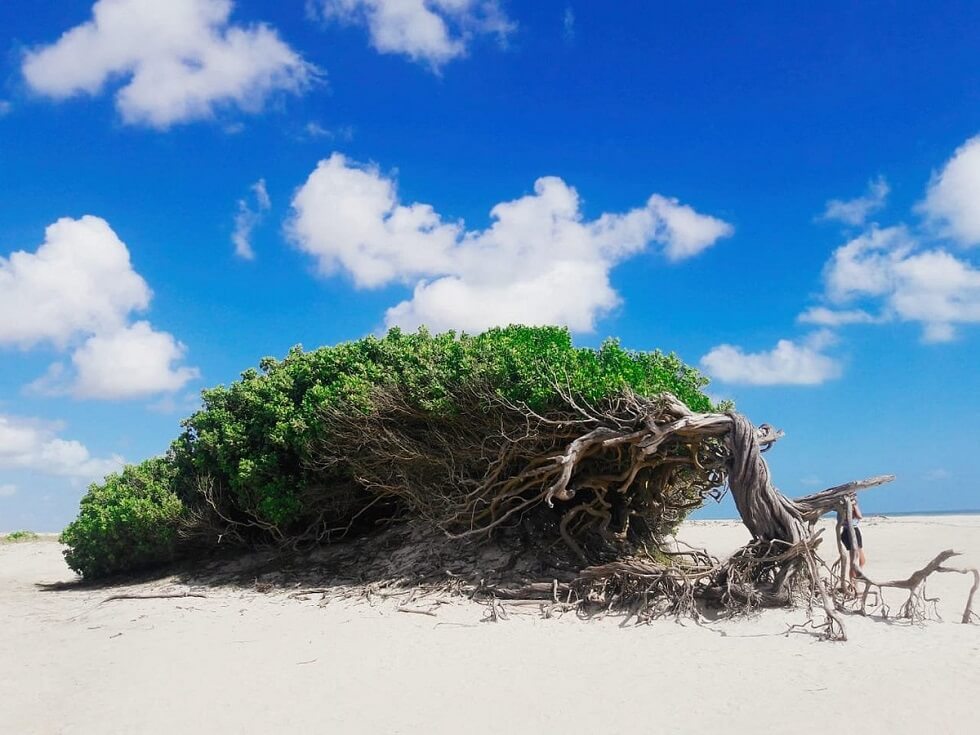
[2,515,978,735]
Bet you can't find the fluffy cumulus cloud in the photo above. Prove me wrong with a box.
[0,484,16,498]
[804,226,980,343]
[2,216,198,398]
[289,154,462,288]
[699,331,842,386]
[0,216,150,349]
[288,153,733,332]
[698,137,980,388]
[0,414,123,480]
[311,0,514,66]
[820,176,889,226]
[22,0,315,128]
[232,178,271,260]
[646,195,735,261]
[918,135,980,246]
[65,322,200,400]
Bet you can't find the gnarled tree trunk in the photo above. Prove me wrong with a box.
[308,384,974,639]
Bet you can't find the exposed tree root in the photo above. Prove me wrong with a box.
[314,390,750,554]
[181,382,975,639]
[184,512,977,641]
[857,550,979,624]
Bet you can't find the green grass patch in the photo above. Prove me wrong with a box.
[2,530,40,543]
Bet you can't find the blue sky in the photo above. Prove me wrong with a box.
[1,1,979,530]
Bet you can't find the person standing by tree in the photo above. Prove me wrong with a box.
[838,496,866,580]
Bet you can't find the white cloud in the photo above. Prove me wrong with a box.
[647,194,734,261]
[303,121,354,140]
[924,468,951,481]
[919,135,980,246]
[3,216,199,397]
[820,176,889,226]
[232,178,271,260]
[22,0,315,128]
[797,306,878,327]
[289,153,733,332]
[0,484,16,498]
[889,250,980,341]
[252,178,271,210]
[289,154,461,288]
[808,225,980,343]
[305,121,331,137]
[0,414,123,480]
[28,324,200,400]
[699,331,842,386]
[0,100,11,116]
[385,260,620,333]
[0,216,150,349]
[562,7,575,41]
[68,322,200,399]
[311,0,514,67]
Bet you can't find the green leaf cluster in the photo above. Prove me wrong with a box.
[172,326,713,529]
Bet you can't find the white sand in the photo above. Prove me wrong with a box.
[2,516,978,734]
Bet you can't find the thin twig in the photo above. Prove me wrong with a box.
[101,592,206,603]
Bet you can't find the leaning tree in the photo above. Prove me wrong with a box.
[61,326,977,639]
[317,382,941,638]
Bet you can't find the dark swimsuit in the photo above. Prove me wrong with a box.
[839,512,863,550]
[841,526,863,550]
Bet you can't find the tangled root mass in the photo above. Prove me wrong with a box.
[192,382,975,640]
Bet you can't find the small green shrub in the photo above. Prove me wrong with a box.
[60,457,186,578]
[2,530,39,542]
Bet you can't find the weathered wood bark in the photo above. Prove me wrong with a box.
[858,550,979,623]
[794,475,895,523]
[727,413,804,546]
[307,384,979,638]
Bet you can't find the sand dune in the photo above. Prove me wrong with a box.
[2,516,978,734]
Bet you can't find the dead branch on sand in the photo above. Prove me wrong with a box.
[101,592,206,603]
[857,550,978,624]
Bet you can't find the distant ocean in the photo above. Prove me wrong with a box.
[869,509,980,517]
[691,507,980,521]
